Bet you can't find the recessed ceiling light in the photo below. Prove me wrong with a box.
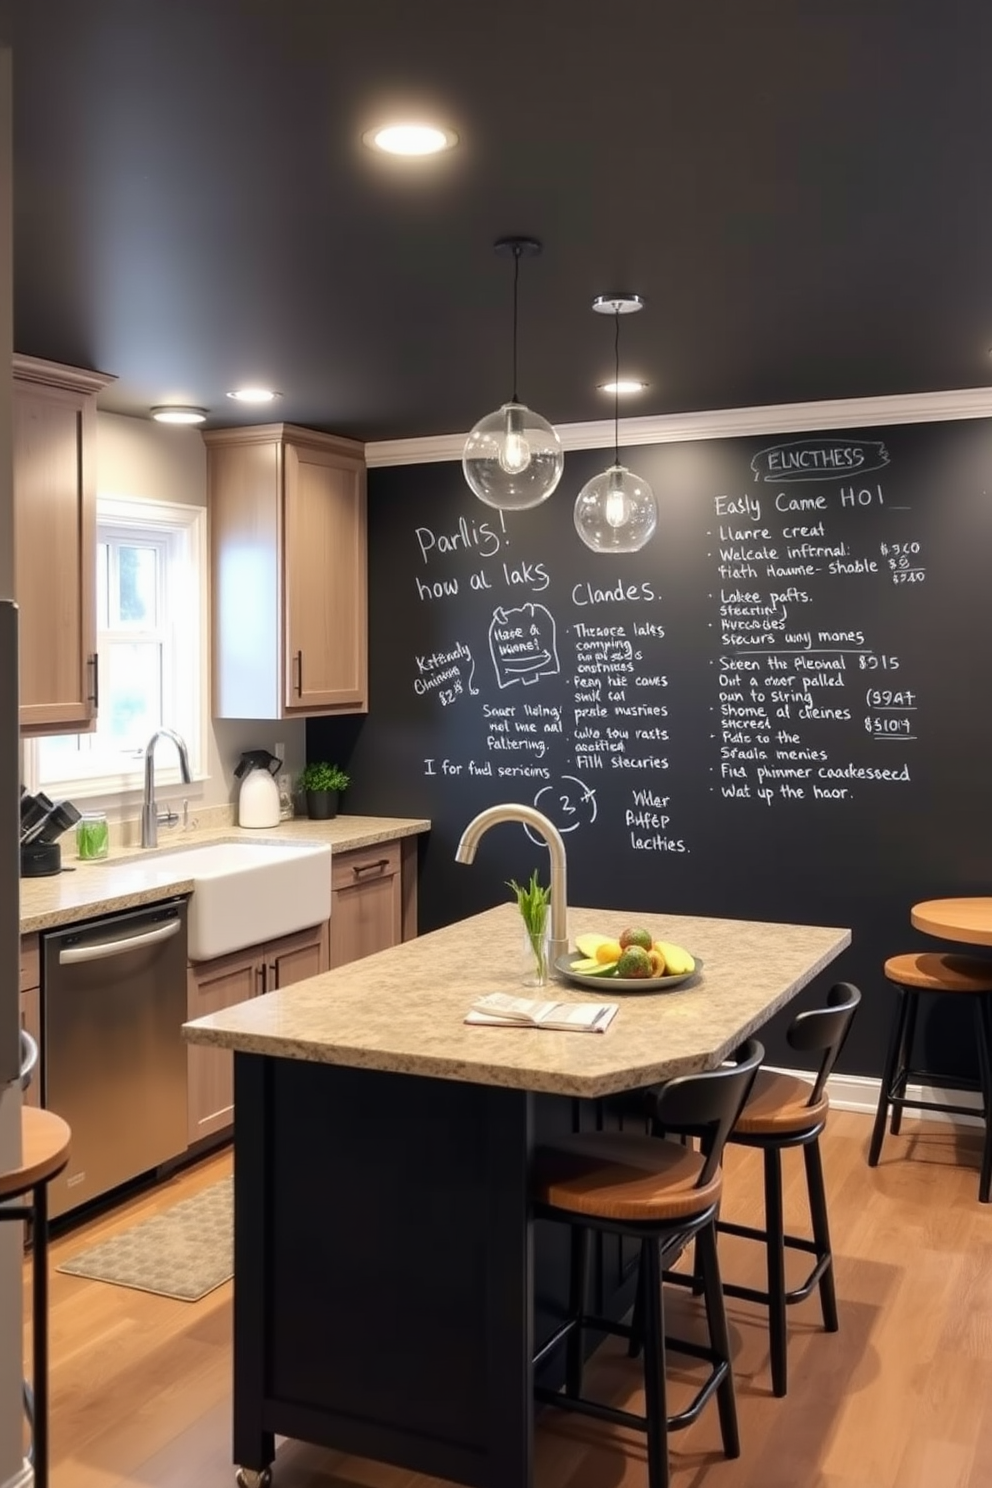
[151,405,208,424]
[363,122,458,156]
[598,379,647,395]
[227,387,278,403]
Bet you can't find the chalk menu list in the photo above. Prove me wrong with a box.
[310,418,992,1065]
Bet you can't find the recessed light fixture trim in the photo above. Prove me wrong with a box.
[151,406,208,425]
[227,387,278,403]
[599,379,647,394]
[363,122,458,156]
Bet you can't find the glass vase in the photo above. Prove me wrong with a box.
[520,912,550,989]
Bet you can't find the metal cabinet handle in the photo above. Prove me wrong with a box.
[255,962,267,995]
[87,653,99,708]
[269,961,278,989]
[59,918,181,964]
[294,650,303,696]
[352,858,389,877]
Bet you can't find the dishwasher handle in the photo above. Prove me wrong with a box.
[58,917,183,965]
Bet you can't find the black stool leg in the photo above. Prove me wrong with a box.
[803,1137,838,1332]
[565,1226,590,1396]
[640,1235,670,1488]
[33,1179,49,1488]
[890,990,919,1137]
[627,1243,644,1358]
[975,996,992,1204]
[695,1219,740,1459]
[869,987,910,1165]
[763,1146,788,1397]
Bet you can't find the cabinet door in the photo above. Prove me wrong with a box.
[329,842,402,969]
[266,921,329,990]
[186,949,260,1144]
[283,438,367,713]
[14,377,98,732]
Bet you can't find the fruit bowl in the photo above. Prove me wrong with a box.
[554,951,702,994]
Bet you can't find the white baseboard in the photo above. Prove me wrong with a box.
[776,1067,984,1128]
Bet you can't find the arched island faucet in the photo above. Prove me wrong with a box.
[455,803,569,968]
[141,727,192,847]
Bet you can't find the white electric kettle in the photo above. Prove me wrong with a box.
[235,750,282,828]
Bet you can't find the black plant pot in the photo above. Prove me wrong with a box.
[305,789,339,821]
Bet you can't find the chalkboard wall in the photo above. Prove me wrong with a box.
[309,418,992,1078]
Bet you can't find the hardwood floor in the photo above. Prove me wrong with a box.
[22,1111,992,1487]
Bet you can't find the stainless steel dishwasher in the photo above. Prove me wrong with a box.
[42,898,189,1220]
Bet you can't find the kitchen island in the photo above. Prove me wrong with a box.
[184,902,850,1488]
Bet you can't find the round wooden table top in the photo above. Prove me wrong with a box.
[911,898,992,947]
[0,1107,71,1200]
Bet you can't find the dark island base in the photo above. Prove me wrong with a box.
[232,1054,643,1488]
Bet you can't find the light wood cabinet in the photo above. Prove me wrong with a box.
[186,920,329,1144]
[19,934,40,1109]
[328,841,405,969]
[13,354,115,734]
[204,423,367,719]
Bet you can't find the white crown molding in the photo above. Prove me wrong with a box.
[365,386,992,468]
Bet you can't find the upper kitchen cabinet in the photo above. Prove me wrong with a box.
[14,355,116,734]
[204,423,368,718]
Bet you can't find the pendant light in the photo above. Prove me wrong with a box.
[574,294,657,553]
[462,237,564,510]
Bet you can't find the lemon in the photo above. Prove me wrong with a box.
[595,939,623,964]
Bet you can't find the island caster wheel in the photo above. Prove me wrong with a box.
[235,1469,272,1488]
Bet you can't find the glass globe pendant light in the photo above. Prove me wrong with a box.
[462,237,564,510]
[574,294,657,553]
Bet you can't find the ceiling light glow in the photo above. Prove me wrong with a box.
[364,123,457,156]
[151,405,207,424]
[227,387,277,403]
[599,379,647,394]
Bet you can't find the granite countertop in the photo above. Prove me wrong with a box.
[19,814,430,935]
[183,902,851,1098]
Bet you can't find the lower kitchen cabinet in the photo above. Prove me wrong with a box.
[19,934,40,1109]
[187,920,329,1144]
[328,840,406,969]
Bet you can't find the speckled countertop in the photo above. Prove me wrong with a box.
[183,903,851,1098]
[19,814,430,935]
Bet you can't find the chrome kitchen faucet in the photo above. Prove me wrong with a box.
[455,803,569,968]
[141,728,192,848]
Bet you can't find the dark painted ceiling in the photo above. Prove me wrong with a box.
[4,0,992,442]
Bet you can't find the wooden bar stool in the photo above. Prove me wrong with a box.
[867,951,992,1201]
[691,982,861,1398]
[532,1039,763,1488]
[1,1104,72,1488]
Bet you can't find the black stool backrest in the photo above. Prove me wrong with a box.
[650,1038,764,1187]
[786,981,861,1105]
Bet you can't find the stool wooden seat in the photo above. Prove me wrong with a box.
[884,952,992,994]
[869,951,992,1201]
[0,1107,72,1199]
[1,1106,71,1488]
[684,983,861,1399]
[533,1040,763,1488]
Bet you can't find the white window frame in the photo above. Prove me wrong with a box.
[22,495,209,803]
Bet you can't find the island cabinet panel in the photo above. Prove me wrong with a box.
[19,934,40,1109]
[13,356,115,734]
[205,422,367,720]
[186,920,329,1144]
[328,841,402,968]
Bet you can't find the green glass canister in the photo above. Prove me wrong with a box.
[76,811,110,860]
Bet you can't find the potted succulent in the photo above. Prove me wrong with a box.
[298,761,350,821]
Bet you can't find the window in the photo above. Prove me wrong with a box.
[24,496,208,799]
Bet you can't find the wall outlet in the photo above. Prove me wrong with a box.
[274,740,285,764]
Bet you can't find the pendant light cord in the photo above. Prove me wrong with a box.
[510,245,521,403]
[613,307,620,467]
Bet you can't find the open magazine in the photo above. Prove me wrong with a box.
[465,992,618,1033]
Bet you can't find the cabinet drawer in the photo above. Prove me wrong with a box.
[19,935,40,993]
[331,841,400,890]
